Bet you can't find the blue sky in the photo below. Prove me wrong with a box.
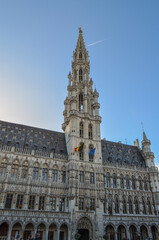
[0,0,159,165]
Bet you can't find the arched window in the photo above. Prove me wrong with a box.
[139,177,143,190]
[106,173,111,188]
[89,144,94,162]
[0,159,7,177]
[79,52,82,59]
[112,173,117,188]
[128,196,133,214]
[42,168,48,181]
[147,198,152,215]
[132,176,136,190]
[79,122,84,138]
[11,161,19,178]
[108,195,112,214]
[21,161,28,179]
[115,195,119,213]
[134,197,139,214]
[120,174,124,189]
[79,143,84,161]
[52,165,58,182]
[123,196,127,214]
[144,177,148,191]
[88,124,93,139]
[79,93,83,112]
[79,68,83,81]
[125,175,130,189]
[142,197,147,215]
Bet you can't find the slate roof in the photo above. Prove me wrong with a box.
[0,120,67,156]
[0,120,146,167]
[101,139,146,168]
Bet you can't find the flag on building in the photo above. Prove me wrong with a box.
[89,147,96,155]
[75,143,84,152]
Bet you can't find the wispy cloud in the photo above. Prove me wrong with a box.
[87,39,106,47]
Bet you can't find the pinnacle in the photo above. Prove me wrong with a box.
[143,130,148,141]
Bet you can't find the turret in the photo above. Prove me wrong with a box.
[141,130,155,168]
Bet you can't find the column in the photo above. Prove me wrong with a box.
[7,225,12,240]
[148,226,152,239]
[34,226,37,238]
[126,228,130,240]
[115,231,118,240]
[45,226,49,240]
[68,228,71,240]
[57,227,60,240]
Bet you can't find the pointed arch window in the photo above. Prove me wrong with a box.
[106,172,111,188]
[120,174,124,189]
[125,175,130,189]
[88,124,93,139]
[147,198,152,215]
[79,68,83,82]
[108,195,112,214]
[115,195,119,213]
[142,198,147,215]
[123,196,127,214]
[132,176,136,190]
[79,122,84,138]
[79,93,84,112]
[79,142,84,161]
[89,144,94,162]
[144,177,148,191]
[134,197,139,214]
[128,196,133,214]
[112,173,117,188]
[139,177,143,190]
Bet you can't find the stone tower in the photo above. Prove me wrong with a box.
[62,27,102,164]
[62,27,104,239]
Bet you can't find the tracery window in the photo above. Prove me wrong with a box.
[134,197,139,214]
[139,177,143,190]
[106,173,111,188]
[90,172,94,184]
[79,68,83,81]
[39,196,45,210]
[21,166,28,179]
[79,93,83,112]
[123,196,127,214]
[128,196,133,214]
[125,175,130,189]
[112,173,117,188]
[144,177,148,191]
[61,171,66,183]
[50,197,56,210]
[90,199,95,210]
[79,171,84,183]
[79,198,84,210]
[11,163,19,178]
[142,198,147,215]
[108,195,112,214]
[88,124,93,139]
[132,176,136,190]
[16,194,23,209]
[0,159,7,177]
[79,122,84,138]
[28,195,35,209]
[147,198,152,215]
[42,168,48,181]
[115,195,119,213]
[32,167,39,180]
[120,174,124,189]
[79,143,84,161]
[59,198,65,211]
[52,169,58,182]
[5,194,13,209]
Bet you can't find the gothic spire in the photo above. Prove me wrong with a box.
[143,130,148,142]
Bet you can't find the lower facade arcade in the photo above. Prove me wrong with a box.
[0,216,159,240]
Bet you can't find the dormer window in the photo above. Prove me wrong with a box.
[79,69,83,82]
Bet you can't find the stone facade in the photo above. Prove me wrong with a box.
[0,28,159,240]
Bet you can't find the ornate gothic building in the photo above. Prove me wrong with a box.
[0,28,159,240]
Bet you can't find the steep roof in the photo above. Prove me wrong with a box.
[0,120,67,156]
[0,120,146,167]
[101,139,146,168]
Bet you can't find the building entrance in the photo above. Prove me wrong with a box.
[78,229,89,240]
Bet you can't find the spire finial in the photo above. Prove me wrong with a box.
[79,26,82,33]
